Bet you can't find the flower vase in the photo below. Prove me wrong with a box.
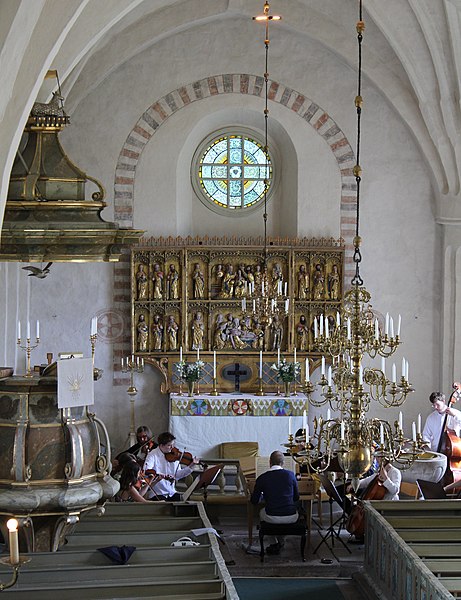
[284,381,291,398]
[187,380,195,397]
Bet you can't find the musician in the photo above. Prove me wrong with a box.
[115,462,152,503]
[250,450,299,555]
[353,456,401,501]
[143,432,199,501]
[422,390,461,452]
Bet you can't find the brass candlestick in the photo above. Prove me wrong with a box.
[90,333,97,366]
[255,377,265,396]
[17,336,40,378]
[121,356,144,444]
[210,377,220,396]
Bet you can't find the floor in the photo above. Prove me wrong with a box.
[206,502,368,600]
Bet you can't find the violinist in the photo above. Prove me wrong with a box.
[127,425,157,466]
[143,432,199,501]
[422,389,461,452]
[115,462,152,503]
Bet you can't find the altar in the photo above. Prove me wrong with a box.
[169,392,308,458]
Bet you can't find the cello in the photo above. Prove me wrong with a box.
[437,382,461,487]
[346,461,389,538]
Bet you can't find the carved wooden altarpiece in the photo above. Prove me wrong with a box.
[131,236,344,394]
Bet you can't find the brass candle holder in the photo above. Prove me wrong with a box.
[210,377,220,396]
[255,377,265,396]
[17,336,40,378]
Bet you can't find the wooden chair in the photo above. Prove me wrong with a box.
[219,441,259,459]
[400,481,420,499]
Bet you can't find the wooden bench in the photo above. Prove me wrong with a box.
[258,519,308,562]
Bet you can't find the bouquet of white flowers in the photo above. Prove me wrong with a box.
[270,357,301,382]
[177,360,204,382]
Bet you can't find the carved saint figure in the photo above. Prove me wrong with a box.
[298,264,309,300]
[191,311,205,350]
[271,263,283,296]
[328,264,340,300]
[152,263,164,299]
[234,268,246,298]
[270,314,284,350]
[296,315,309,352]
[243,264,254,295]
[313,263,325,300]
[136,264,148,300]
[151,314,164,350]
[192,263,205,299]
[167,264,179,300]
[220,264,235,299]
[137,314,148,352]
[166,315,179,351]
[215,264,224,296]
[251,318,265,350]
[254,264,263,295]
[213,313,227,350]
[228,317,246,350]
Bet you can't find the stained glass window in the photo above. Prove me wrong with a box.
[193,131,273,211]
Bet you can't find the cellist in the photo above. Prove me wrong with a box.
[422,388,461,452]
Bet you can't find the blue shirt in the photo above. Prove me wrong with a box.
[250,467,299,516]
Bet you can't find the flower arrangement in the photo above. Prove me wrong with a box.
[177,360,204,382]
[270,357,301,382]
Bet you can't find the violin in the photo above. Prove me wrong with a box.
[142,469,175,483]
[163,447,207,469]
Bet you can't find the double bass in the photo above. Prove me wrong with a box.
[437,382,461,487]
[346,462,389,538]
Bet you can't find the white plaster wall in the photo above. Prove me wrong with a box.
[0,14,437,452]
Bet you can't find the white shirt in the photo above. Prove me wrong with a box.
[143,446,193,498]
[357,463,401,501]
[422,408,461,451]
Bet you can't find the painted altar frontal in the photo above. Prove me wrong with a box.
[170,392,307,417]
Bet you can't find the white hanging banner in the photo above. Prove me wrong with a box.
[58,357,94,408]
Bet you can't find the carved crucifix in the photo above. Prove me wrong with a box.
[228,363,248,394]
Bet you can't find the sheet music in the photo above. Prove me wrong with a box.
[256,456,296,478]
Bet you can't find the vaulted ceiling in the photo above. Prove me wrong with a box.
[1,0,461,225]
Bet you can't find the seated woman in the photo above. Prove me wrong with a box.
[116,462,152,503]
[111,451,137,479]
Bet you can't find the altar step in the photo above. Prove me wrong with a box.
[0,502,236,599]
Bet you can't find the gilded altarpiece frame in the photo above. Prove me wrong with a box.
[131,237,344,393]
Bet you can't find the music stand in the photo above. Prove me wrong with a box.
[182,464,224,504]
[313,474,351,555]
[416,479,447,500]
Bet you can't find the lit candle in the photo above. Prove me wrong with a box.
[347,318,351,340]
[397,314,401,336]
[213,351,216,379]
[314,318,318,339]
[399,411,403,430]
[7,519,19,565]
[27,321,30,339]
[321,356,325,375]
[305,358,309,382]
[17,321,21,340]
[391,364,396,383]
[412,422,417,442]
[259,351,263,379]
[385,313,389,336]
[340,420,345,441]
[179,346,183,363]
[303,410,307,431]
[288,416,292,436]
[381,357,386,376]
[327,408,331,421]
[380,423,384,446]
[327,366,332,386]
[417,414,421,434]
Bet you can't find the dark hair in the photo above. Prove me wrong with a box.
[270,450,284,466]
[136,425,153,438]
[430,391,445,404]
[158,431,175,446]
[120,462,141,490]
[117,452,137,467]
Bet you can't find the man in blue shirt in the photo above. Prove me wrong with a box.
[250,450,299,555]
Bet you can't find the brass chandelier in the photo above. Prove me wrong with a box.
[288,0,422,487]
[241,2,288,329]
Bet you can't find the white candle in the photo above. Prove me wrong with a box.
[340,420,345,441]
[285,299,289,311]
[401,358,405,379]
[399,411,403,430]
[277,347,280,365]
[314,318,318,339]
[321,356,325,375]
[7,519,19,565]
[253,299,256,312]
[288,416,292,436]
[213,351,216,379]
[284,282,287,295]
[180,346,183,362]
[327,408,331,421]
[385,313,389,336]
[375,319,379,340]
[417,414,421,434]
[397,314,402,337]
[319,315,324,336]
[294,348,297,364]
[17,321,21,340]
[381,357,386,376]
[305,358,309,382]
[141,357,144,367]
[391,364,396,383]
[259,351,263,379]
[27,321,30,339]
[303,410,307,430]
[121,357,125,370]
[36,320,40,339]
[305,423,309,442]
[328,366,332,386]
[325,317,329,338]
[336,311,340,327]
[412,422,417,442]
[242,298,246,311]
[347,318,351,340]
[137,356,140,367]
[380,423,384,445]
[390,316,394,338]
[359,366,363,385]
[197,347,200,361]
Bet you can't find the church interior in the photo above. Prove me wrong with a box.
[1,1,461,598]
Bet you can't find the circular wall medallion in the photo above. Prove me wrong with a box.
[95,309,125,343]
[231,399,250,415]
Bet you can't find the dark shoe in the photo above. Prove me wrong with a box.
[266,542,284,555]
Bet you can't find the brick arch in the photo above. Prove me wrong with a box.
[112,73,357,384]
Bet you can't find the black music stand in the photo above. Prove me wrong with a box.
[416,479,448,500]
[182,464,224,504]
[313,474,351,555]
